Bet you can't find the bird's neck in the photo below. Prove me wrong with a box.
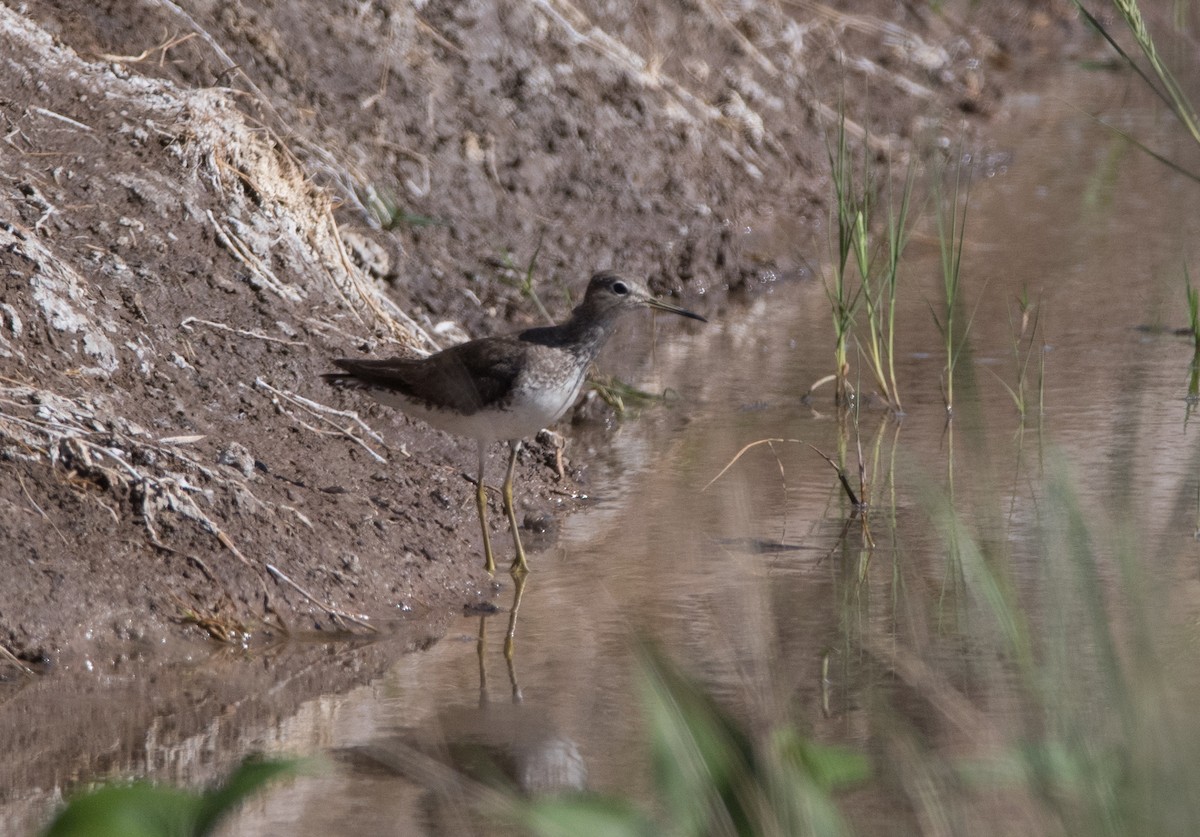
[559,305,620,358]
[521,305,619,362]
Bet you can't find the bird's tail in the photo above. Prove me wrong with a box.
[322,371,359,387]
[322,358,373,389]
[323,357,422,390]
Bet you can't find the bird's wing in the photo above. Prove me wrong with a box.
[328,338,526,414]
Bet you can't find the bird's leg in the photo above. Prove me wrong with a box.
[476,615,490,704]
[476,442,496,575]
[504,570,527,703]
[503,440,529,574]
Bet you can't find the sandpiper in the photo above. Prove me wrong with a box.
[324,270,707,574]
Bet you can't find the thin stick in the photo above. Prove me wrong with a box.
[207,210,304,302]
[414,14,464,56]
[806,443,863,508]
[96,32,197,64]
[31,107,93,132]
[704,437,866,510]
[181,316,306,346]
[323,206,437,349]
[16,473,67,545]
[0,643,34,676]
[254,378,390,464]
[265,563,376,632]
[702,438,802,492]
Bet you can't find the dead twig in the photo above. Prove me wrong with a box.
[265,563,376,633]
[16,473,67,545]
[0,643,34,676]
[254,377,390,464]
[30,107,93,132]
[180,316,306,346]
[323,206,437,349]
[95,32,197,65]
[703,437,867,511]
[702,437,802,492]
[414,14,464,56]
[806,443,864,509]
[207,210,305,302]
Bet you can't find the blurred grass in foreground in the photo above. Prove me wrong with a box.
[504,439,1200,836]
[509,643,869,837]
[41,757,300,837]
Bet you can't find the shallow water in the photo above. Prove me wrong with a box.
[14,57,1200,837]
[204,62,1200,835]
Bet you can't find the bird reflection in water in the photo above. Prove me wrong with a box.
[335,575,586,828]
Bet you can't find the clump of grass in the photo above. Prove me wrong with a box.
[588,374,677,416]
[961,453,1200,835]
[360,183,448,229]
[490,236,554,324]
[929,157,975,418]
[824,111,915,413]
[826,111,865,407]
[1075,0,1200,182]
[865,168,916,414]
[990,287,1045,422]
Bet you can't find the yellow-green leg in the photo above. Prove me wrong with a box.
[476,442,496,574]
[475,573,527,703]
[504,570,527,702]
[476,614,490,702]
[503,440,529,574]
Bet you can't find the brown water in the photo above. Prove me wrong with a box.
[12,62,1200,837]
[210,64,1200,835]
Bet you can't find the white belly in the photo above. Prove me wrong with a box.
[371,372,584,443]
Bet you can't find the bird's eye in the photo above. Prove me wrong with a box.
[612,281,629,295]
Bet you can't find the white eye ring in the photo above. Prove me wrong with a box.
[612,281,629,295]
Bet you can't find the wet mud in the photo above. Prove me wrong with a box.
[0,0,1079,830]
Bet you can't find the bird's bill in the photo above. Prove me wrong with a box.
[645,296,708,323]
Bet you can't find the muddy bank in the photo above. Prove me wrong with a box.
[0,0,1092,831]
[0,0,1076,680]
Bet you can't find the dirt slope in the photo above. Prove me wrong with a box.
[0,0,1071,666]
